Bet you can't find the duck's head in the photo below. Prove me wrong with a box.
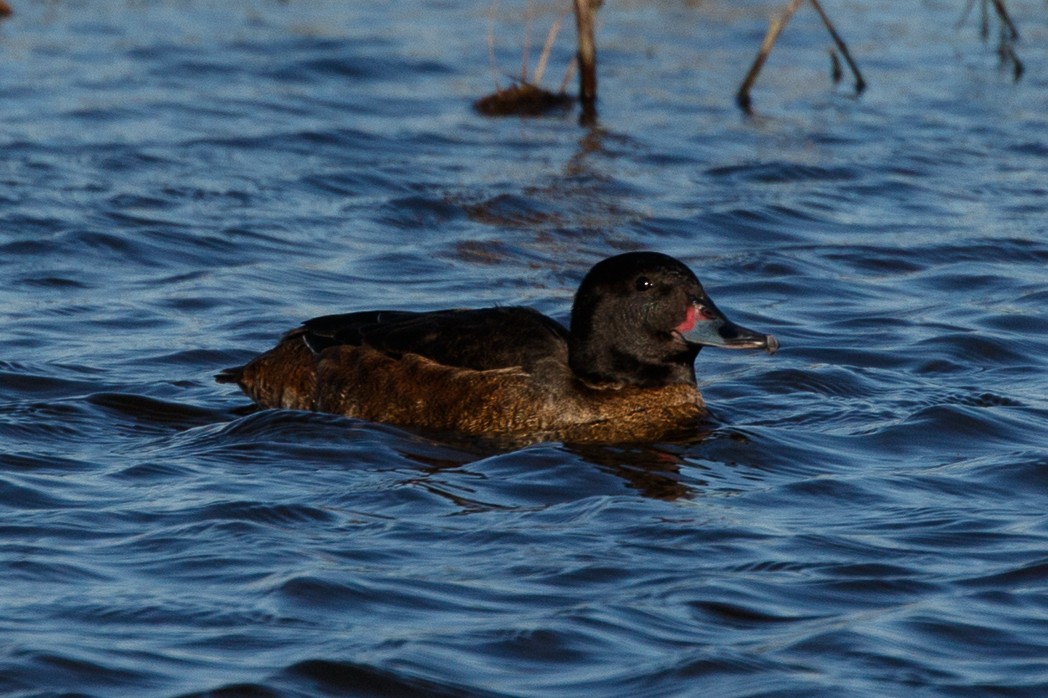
[569,251,777,387]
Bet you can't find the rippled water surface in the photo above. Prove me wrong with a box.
[3,1,1048,696]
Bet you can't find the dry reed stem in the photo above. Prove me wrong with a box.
[737,0,866,112]
[486,1,501,91]
[534,9,569,86]
[573,0,597,108]
[990,0,1019,40]
[522,0,535,82]
[810,0,865,93]
[736,0,803,112]
[559,57,578,95]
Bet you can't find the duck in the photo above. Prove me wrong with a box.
[216,251,778,442]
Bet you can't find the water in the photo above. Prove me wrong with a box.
[2,1,1047,696]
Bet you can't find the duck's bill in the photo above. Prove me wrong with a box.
[678,299,779,355]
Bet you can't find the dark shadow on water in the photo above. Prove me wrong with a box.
[178,657,498,698]
[378,419,712,502]
[87,391,226,430]
[565,438,710,500]
[214,400,711,501]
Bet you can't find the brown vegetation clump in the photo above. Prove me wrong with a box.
[475,2,576,118]
[474,81,573,117]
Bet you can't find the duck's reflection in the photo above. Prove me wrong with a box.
[218,403,714,502]
[388,423,713,503]
[564,433,711,500]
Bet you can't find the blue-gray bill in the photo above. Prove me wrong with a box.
[678,299,778,355]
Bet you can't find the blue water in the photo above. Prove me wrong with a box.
[3,1,1048,696]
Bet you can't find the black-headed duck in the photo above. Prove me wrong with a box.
[217,252,778,442]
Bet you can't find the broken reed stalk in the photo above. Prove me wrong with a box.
[955,0,1023,80]
[559,57,578,95]
[960,0,1019,42]
[573,0,598,120]
[521,0,534,83]
[534,10,568,85]
[486,1,501,91]
[996,27,1024,80]
[989,0,1019,41]
[956,0,983,35]
[737,0,866,113]
[829,48,842,84]
[736,0,803,112]
[990,0,1023,79]
[810,0,865,93]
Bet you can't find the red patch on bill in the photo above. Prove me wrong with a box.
[675,305,698,333]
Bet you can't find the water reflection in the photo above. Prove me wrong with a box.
[567,437,711,500]
[380,420,713,503]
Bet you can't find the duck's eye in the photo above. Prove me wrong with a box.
[635,276,652,291]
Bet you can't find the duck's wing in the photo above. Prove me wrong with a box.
[299,307,569,372]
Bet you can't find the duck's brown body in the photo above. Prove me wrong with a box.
[218,252,776,443]
[223,325,706,442]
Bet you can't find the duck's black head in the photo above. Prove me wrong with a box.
[568,251,777,388]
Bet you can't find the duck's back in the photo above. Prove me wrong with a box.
[218,306,574,420]
[300,307,570,372]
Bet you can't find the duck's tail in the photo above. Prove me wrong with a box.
[215,366,244,385]
[213,338,318,411]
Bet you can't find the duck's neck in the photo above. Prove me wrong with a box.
[568,335,699,388]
